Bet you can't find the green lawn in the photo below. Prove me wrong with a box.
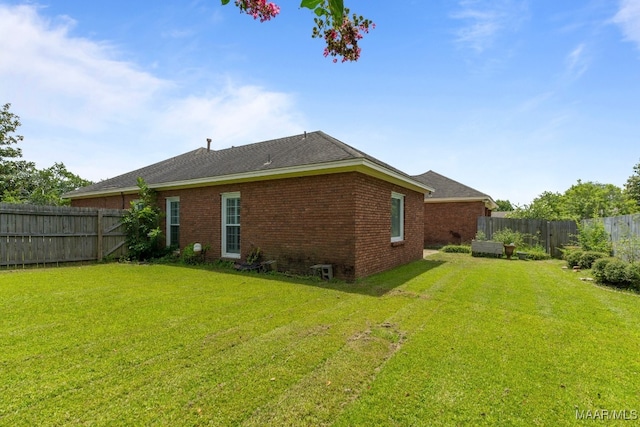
[2,254,640,426]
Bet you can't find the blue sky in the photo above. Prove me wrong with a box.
[1,0,639,206]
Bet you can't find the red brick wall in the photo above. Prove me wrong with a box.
[71,172,425,280]
[423,201,489,246]
[353,174,424,278]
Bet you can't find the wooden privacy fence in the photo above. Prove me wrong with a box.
[583,214,640,260]
[477,217,578,258]
[0,203,126,268]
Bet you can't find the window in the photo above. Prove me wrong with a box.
[166,197,180,247]
[391,192,404,242]
[222,192,241,258]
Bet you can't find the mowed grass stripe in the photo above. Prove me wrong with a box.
[2,255,640,426]
[1,264,423,425]
[333,255,640,426]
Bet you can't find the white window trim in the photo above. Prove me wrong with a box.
[166,197,180,247]
[391,192,405,243]
[222,192,241,259]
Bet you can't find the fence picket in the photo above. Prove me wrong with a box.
[584,214,640,261]
[477,217,578,258]
[0,203,126,268]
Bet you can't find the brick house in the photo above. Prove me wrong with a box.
[411,170,497,247]
[65,131,433,281]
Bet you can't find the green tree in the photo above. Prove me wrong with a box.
[495,199,514,211]
[222,0,374,62]
[1,160,37,203]
[0,103,23,160]
[509,191,567,220]
[625,159,640,208]
[28,163,93,205]
[510,181,638,221]
[1,103,33,200]
[563,180,635,220]
[0,103,93,205]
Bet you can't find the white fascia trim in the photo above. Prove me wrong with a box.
[425,196,498,210]
[67,158,433,199]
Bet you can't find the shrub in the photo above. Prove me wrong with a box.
[565,249,583,268]
[626,263,640,291]
[577,221,612,254]
[180,243,210,265]
[578,251,608,269]
[613,223,640,263]
[603,259,630,286]
[474,230,487,241]
[492,228,524,247]
[591,258,611,282]
[441,245,471,254]
[524,246,551,260]
[246,247,263,264]
[121,178,164,261]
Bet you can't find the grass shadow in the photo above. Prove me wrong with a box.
[171,258,447,297]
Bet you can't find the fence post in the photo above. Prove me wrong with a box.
[546,221,551,255]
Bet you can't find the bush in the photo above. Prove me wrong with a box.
[603,259,630,286]
[180,243,210,265]
[626,263,640,291]
[492,228,524,247]
[577,221,612,254]
[524,246,551,260]
[591,258,611,282]
[578,251,608,269]
[121,178,164,261]
[441,245,471,254]
[565,249,583,268]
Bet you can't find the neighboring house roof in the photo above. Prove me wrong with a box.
[411,170,498,210]
[65,131,433,199]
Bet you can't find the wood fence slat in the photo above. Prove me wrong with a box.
[0,203,126,268]
[584,214,640,261]
[477,217,578,258]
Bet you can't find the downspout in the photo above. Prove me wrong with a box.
[121,192,125,210]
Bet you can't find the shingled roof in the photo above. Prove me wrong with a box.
[65,131,432,199]
[411,170,497,209]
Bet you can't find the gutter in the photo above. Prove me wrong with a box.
[424,196,498,211]
[65,158,434,200]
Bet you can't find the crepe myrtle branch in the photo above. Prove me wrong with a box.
[221,0,374,62]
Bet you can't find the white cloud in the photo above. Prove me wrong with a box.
[0,4,305,181]
[612,0,640,49]
[451,0,529,53]
[0,5,169,132]
[154,84,305,151]
[565,43,589,80]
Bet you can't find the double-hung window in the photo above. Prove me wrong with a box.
[391,192,405,243]
[222,192,241,258]
[166,197,180,248]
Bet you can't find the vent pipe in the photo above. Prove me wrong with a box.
[206,138,212,152]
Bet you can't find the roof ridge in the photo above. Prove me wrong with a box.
[214,131,313,153]
[433,170,489,196]
[315,131,365,159]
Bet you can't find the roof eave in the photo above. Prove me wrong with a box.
[65,158,433,200]
[424,196,498,210]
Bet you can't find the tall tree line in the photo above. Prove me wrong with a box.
[0,103,92,206]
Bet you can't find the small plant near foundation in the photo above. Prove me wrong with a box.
[246,247,263,264]
[440,245,471,254]
[181,243,210,265]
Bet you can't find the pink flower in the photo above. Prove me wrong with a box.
[235,0,280,22]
